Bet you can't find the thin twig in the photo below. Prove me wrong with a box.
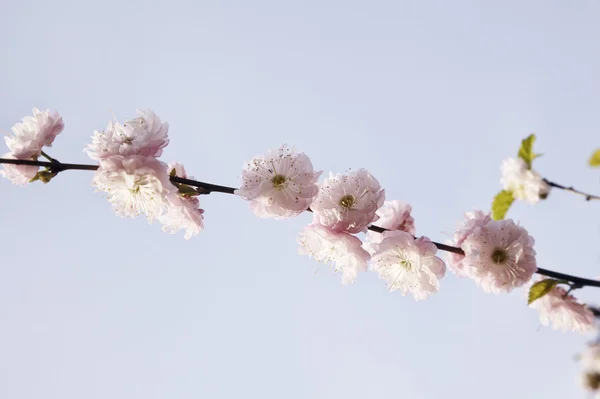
[544,178,600,201]
[1,157,600,288]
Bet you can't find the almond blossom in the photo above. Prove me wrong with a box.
[1,108,64,185]
[91,155,175,222]
[370,230,445,300]
[528,279,595,334]
[159,162,205,239]
[580,344,600,394]
[235,145,321,219]
[446,210,491,277]
[86,109,169,161]
[365,200,415,251]
[298,224,370,284]
[461,218,537,294]
[500,157,550,204]
[311,169,385,234]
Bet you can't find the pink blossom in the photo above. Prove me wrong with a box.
[446,210,491,277]
[461,219,537,294]
[365,200,415,250]
[1,108,64,185]
[235,145,321,219]
[5,108,64,155]
[0,153,39,186]
[370,230,445,300]
[528,279,595,334]
[86,109,169,160]
[298,224,370,284]
[91,155,175,222]
[159,162,205,239]
[311,169,385,234]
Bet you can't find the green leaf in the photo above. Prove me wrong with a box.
[491,190,515,220]
[517,134,537,169]
[589,150,600,167]
[178,184,199,197]
[528,279,561,305]
[169,168,177,177]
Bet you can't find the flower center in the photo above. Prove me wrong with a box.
[491,248,508,264]
[399,259,413,271]
[271,174,287,190]
[339,194,356,209]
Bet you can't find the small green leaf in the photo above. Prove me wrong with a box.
[491,190,515,220]
[169,168,177,177]
[517,134,537,169]
[528,279,561,305]
[178,184,199,196]
[589,150,600,167]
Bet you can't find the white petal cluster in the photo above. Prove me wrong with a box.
[235,145,321,219]
[86,109,169,160]
[500,157,549,204]
[91,155,175,222]
[371,231,445,300]
[298,224,370,284]
[159,163,205,239]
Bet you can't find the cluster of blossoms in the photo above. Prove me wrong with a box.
[86,109,204,239]
[236,146,446,300]
[1,108,64,185]
[446,210,594,333]
[500,157,550,204]
[0,110,595,335]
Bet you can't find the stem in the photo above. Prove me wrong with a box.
[40,151,56,163]
[1,157,600,288]
[544,179,600,201]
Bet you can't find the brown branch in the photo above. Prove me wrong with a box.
[1,157,600,288]
[544,178,600,201]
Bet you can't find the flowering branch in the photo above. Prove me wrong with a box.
[543,179,600,202]
[2,156,600,289]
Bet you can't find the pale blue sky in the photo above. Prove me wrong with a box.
[1,1,600,398]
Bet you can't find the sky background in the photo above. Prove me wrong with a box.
[1,0,600,398]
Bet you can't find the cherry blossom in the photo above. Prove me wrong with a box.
[159,162,205,239]
[297,224,370,284]
[311,169,385,234]
[365,200,415,250]
[446,210,491,277]
[370,230,445,300]
[500,157,550,204]
[580,344,600,394]
[91,155,175,222]
[235,145,321,219]
[1,108,64,185]
[528,279,595,334]
[86,109,169,161]
[461,218,537,294]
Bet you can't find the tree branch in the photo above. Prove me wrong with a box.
[1,157,600,288]
[544,178,600,201]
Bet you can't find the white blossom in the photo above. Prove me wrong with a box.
[371,230,445,300]
[235,145,321,219]
[500,157,549,204]
[91,155,175,222]
[298,224,370,284]
[86,109,169,160]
